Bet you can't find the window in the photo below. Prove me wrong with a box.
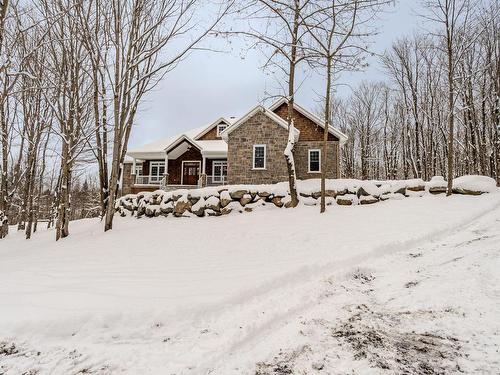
[308,149,321,173]
[150,161,165,183]
[253,145,266,170]
[212,161,228,183]
[134,165,143,176]
[217,123,228,136]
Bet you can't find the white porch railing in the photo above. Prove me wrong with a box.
[134,175,163,185]
[134,174,227,189]
[206,175,227,186]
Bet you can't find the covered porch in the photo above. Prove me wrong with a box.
[129,136,228,191]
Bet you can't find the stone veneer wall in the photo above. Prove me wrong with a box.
[227,111,289,185]
[122,163,133,196]
[227,110,340,184]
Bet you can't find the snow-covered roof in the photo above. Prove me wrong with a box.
[127,118,231,160]
[127,99,347,160]
[268,98,349,145]
[127,125,207,159]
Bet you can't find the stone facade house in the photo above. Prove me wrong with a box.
[123,98,347,195]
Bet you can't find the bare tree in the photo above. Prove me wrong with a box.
[235,0,317,207]
[421,0,473,194]
[304,0,388,212]
[103,0,234,231]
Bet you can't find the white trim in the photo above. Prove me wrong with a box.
[220,106,299,142]
[132,158,137,175]
[164,135,201,153]
[252,144,267,170]
[268,98,348,145]
[149,161,165,183]
[308,149,321,173]
[212,160,228,183]
[180,160,201,185]
[134,164,143,175]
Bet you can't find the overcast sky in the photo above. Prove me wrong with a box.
[131,0,419,149]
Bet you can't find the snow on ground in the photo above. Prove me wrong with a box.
[1,193,500,374]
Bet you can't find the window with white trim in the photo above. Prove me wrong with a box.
[212,161,228,183]
[217,123,228,136]
[308,149,321,173]
[253,145,266,169]
[149,161,165,183]
[134,164,143,175]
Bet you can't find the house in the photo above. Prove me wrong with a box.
[122,98,348,195]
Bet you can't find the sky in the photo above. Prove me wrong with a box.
[130,0,419,149]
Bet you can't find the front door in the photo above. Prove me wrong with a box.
[183,162,200,185]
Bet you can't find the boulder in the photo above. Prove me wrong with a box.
[147,205,162,217]
[205,196,221,211]
[229,189,248,200]
[337,194,358,206]
[240,194,253,206]
[160,200,174,215]
[405,178,426,192]
[452,175,497,195]
[205,209,222,217]
[357,182,380,198]
[188,196,200,205]
[429,186,447,195]
[258,191,271,198]
[271,196,284,208]
[219,191,232,208]
[190,197,206,217]
[173,198,191,217]
[311,189,341,199]
[359,195,379,205]
[221,201,243,215]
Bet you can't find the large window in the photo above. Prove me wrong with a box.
[149,161,165,183]
[308,149,321,173]
[212,161,228,183]
[253,145,266,170]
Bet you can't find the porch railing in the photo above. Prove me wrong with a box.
[134,174,227,189]
[206,175,227,186]
[134,175,163,185]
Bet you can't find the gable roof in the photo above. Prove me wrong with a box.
[193,117,235,140]
[268,98,348,145]
[220,105,300,141]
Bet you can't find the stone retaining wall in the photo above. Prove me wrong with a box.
[115,176,497,219]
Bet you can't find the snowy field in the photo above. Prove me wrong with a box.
[1,192,500,374]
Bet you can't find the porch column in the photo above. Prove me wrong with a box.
[132,158,136,174]
[200,155,207,187]
[163,152,169,188]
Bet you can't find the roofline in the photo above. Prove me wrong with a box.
[164,135,201,154]
[220,105,299,141]
[268,97,349,145]
[193,117,230,140]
